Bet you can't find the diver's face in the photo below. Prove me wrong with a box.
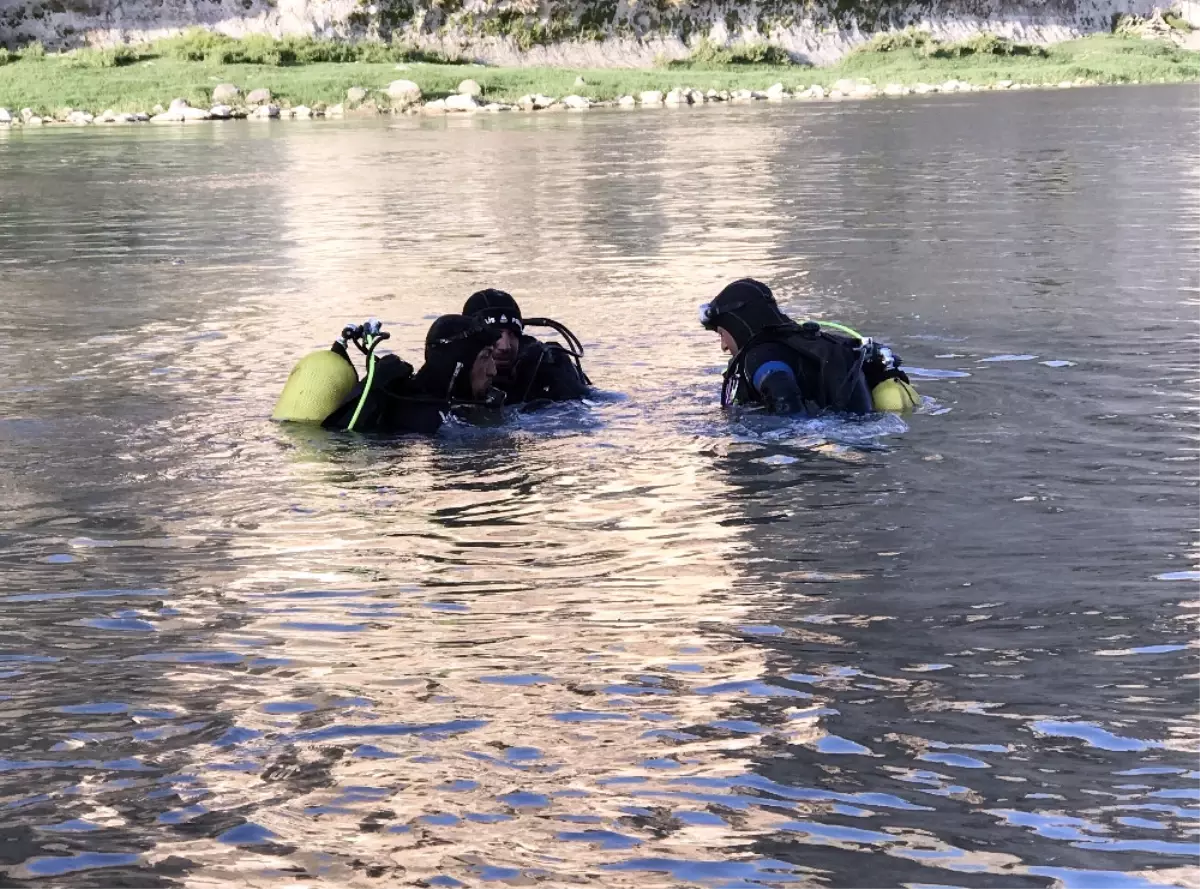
[491,329,520,374]
[718,327,738,354]
[469,346,497,398]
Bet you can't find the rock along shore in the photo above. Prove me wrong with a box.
[0,74,1139,130]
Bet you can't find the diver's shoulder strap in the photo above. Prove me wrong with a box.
[325,353,418,432]
[372,354,415,389]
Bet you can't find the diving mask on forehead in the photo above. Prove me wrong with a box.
[699,300,748,331]
[434,318,492,348]
[481,313,523,333]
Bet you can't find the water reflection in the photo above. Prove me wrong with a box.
[0,86,1197,888]
[119,423,792,885]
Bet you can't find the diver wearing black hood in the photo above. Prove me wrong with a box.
[700,279,917,416]
[414,314,505,407]
[320,314,504,435]
[463,289,591,405]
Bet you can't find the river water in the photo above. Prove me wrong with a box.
[0,85,1197,888]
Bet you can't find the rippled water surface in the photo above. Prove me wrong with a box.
[1,86,1198,888]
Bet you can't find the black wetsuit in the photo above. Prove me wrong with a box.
[725,324,876,416]
[323,342,503,436]
[498,335,591,406]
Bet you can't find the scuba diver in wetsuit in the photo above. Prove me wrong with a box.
[272,314,505,435]
[700,278,921,415]
[462,289,592,406]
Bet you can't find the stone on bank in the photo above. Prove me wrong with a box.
[444,93,479,111]
[385,80,422,108]
[516,94,555,110]
[150,99,209,122]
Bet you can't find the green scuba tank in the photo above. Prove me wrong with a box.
[871,377,921,412]
[863,340,920,412]
[272,349,358,424]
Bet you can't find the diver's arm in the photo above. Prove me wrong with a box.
[749,358,805,415]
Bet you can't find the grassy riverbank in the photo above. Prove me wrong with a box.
[0,32,1196,117]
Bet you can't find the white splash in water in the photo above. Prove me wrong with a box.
[907,366,971,379]
[1155,571,1200,582]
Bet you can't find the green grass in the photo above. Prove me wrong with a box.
[0,33,1195,116]
[835,34,1199,84]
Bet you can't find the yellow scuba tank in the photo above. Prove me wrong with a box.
[272,350,357,424]
[872,377,921,412]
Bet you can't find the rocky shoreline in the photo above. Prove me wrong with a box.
[0,72,1137,129]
